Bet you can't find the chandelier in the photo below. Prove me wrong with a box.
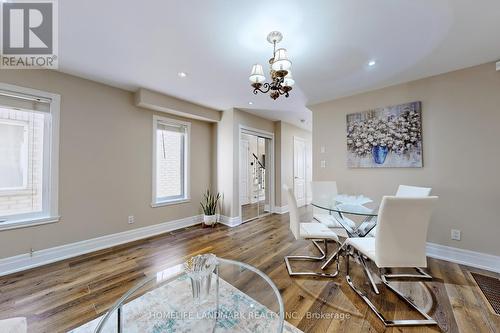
[249,31,294,100]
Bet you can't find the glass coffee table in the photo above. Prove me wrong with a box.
[93,256,285,333]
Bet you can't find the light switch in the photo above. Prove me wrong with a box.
[320,146,326,153]
[320,160,326,168]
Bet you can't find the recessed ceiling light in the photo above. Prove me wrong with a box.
[368,60,376,67]
[248,102,253,105]
[178,72,188,78]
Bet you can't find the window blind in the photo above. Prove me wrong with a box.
[157,122,187,133]
[0,89,51,113]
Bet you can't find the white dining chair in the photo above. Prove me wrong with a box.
[396,185,432,197]
[369,185,432,237]
[345,196,438,327]
[311,181,355,230]
[284,185,340,278]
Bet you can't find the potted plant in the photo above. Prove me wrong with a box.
[200,189,221,226]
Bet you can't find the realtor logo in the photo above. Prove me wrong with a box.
[1,0,58,69]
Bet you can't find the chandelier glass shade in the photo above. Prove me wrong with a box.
[249,31,294,100]
[283,71,295,87]
[249,64,266,84]
[271,48,291,71]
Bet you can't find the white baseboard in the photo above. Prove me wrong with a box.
[219,215,242,227]
[274,205,289,214]
[0,215,202,277]
[426,242,500,273]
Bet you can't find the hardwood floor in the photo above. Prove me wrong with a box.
[241,201,268,222]
[0,207,498,333]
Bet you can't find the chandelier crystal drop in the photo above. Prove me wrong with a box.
[249,31,294,100]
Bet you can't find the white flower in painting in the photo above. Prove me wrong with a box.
[347,107,421,157]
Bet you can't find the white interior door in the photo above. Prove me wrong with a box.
[293,137,306,207]
[240,139,250,205]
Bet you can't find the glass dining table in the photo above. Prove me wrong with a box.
[311,195,379,270]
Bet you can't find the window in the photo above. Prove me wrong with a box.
[0,84,60,229]
[152,115,190,206]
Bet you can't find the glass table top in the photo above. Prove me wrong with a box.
[312,194,379,217]
[93,256,285,333]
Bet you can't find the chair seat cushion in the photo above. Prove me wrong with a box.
[313,213,356,229]
[330,227,349,238]
[345,237,376,262]
[300,223,339,241]
[313,214,341,227]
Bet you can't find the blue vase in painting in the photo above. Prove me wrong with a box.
[372,145,389,164]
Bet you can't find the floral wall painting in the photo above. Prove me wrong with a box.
[346,101,423,168]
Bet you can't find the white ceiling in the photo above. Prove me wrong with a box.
[58,0,500,130]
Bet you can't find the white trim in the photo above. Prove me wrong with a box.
[0,215,202,277]
[152,115,191,206]
[150,198,191,208]
[239,138,251,205]
[426,242,500,273]
[0,83,60,228]
[218,215,242,227]
[293,136,307,208]
[0,216,60,231]
[240,126,274,139]
[238,125,275,222]
[274,205,289,214]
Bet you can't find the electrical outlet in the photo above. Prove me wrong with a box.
[451,229,461,241]
[320,160,326,168]
[128,216,135,224]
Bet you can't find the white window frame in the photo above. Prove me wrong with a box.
[151,115,190,207]
[0,118,29,191]
[0,83,60,231]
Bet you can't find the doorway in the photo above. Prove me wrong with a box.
[239,128,274,222]
[293,136,307,207]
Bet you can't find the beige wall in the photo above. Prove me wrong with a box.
[0,70,213,259]
[215,109,235,217]
[310,62,500,256]
[275,121,312,208]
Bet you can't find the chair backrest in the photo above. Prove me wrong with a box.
[311,181,338,204]
[284,185,300,240]
[375,196,438,268]
[396,185,432,197]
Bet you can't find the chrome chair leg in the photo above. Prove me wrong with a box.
[383,267,432,280]
[345,246,437,327]
[321,240,345,270]
[359,255,380,294]
[285,239,339,278]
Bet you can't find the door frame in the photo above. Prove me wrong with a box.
[293,136,307,207]
[239,138,251,205]
[238,125,275,222]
